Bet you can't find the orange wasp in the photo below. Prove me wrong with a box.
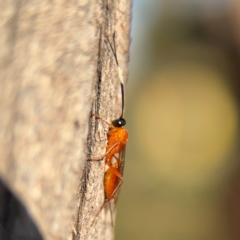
[91,34,128,222]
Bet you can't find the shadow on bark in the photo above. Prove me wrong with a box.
[0,180,43,240]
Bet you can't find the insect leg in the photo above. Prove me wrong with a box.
[92,177,123,224]
[92,114,114,128]
[88,142,119,161]
[111,179,123,200]
[106,162,123,179]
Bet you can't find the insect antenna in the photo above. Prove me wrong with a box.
[106,34,125,119]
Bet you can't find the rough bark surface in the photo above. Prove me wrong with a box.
[0,1,132,240]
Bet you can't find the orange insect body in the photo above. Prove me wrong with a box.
[92,115,128,187]
[93,159,123,223]
[104,161,120,200]
[105,125,128,179]
[107,127,128,155]
[92,116,128,221]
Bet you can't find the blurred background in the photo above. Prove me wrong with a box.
[115,0,240,239]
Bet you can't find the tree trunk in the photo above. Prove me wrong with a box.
[0,1,132,240]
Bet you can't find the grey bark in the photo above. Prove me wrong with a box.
[0,1,132,240]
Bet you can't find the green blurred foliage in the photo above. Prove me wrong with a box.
[115,1,240,240]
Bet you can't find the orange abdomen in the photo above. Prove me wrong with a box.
[104,167,118,200]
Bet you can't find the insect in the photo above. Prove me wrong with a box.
[91,33,128,222]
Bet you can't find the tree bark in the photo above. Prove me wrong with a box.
[0,1,132,240]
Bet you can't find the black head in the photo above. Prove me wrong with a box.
[112,117,126,127]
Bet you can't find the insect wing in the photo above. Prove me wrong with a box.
[113,145,126,205]
[118,145,126,178]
